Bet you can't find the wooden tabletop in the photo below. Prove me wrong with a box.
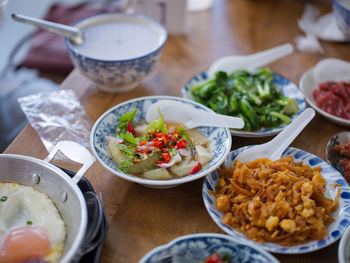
[5,0,350,262]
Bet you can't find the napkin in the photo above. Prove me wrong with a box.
[295,4,349,53]
[19,2,123,75]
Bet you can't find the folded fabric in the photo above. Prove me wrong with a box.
[19,3,122,74]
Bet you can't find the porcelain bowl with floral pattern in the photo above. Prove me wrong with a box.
[90,96,232,189]
[203,146,350,254]
[65,13,167,93]
[139,233,280,263]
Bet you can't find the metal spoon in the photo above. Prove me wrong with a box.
[235,108,315,163]
[207,43,293,78]
[145,100,245,129]
[11,13,84,45]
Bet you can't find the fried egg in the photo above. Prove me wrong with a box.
[0,183,66,263]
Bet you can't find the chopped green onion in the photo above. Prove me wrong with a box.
[26,221,33,225]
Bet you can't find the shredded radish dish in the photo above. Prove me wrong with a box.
[107,108,212,180]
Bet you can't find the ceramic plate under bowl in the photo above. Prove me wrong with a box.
[90,96,232,189]
[203,146,350,254]
[182,70,305,138]
[300,68,350,127]
[139,233,280,263]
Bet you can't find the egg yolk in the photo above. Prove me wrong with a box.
[0,226,51,263]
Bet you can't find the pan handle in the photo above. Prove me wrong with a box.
[44,141,95,184]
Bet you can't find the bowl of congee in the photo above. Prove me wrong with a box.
[90,96,232,188]
[65,13,167,93]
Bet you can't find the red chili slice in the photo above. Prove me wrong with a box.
[127,121,136,136]
[190,162,202,174]
[205,253,221,263]
[156,148,171,164]
[176,139,187,149]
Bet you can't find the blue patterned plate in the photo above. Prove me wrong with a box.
[139,233,280,263]
[203,146,350,254]
[90,96,231,189]
[182,71,306,137]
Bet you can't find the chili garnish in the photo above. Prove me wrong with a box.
[127,121,136,136]
[176,138,187,149]
[190,162,202,174]
[205,253,221,263]
[156,148,171,164]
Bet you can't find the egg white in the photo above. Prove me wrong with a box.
[0,182,66,263]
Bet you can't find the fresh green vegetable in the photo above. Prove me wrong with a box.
[119,132,138,145]
[190,68,298,131]
[118,108,137,131]
[146,109,168,133]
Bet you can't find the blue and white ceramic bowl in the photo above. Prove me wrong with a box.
[182,71,306,137]
[203,146,350,254]
[90,96,232,189]
[65,13,167,93]
[333,0,350,38]
[139,233,280,263]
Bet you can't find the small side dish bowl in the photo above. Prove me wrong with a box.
[326,131,350,179]
[182,70,305,137]
[90,96,232,189]
[333,0,350,38]
[339,224,350,263]
[203,146,350,254]
[139,233,280,263]
[65,13,167,93]
[299,59,350,127]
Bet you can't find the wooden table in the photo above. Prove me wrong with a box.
[5,0,350,262]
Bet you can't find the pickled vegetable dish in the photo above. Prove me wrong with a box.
[213,156,340,246]
[107,108,212,179]
[190,69,298,131]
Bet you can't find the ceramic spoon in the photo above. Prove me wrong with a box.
[12,13,84,45]
[207,43,293,78]
[145,100,245,129]
[235,108,315,163]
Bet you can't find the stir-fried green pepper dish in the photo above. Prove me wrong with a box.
[190,68,298,131]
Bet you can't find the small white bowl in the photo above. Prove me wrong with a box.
[65,13,167,93]
[90,96,232,189]
[299,59,350,127]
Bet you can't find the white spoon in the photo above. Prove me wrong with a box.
[12,13,84,45]
[145,100,245,129]
[235,108,315,163]
[207,43,293,78]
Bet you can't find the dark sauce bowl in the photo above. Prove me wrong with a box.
[326,131,350,180]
